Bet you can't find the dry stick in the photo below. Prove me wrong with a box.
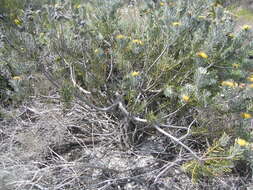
[153,125,201,161]
[66,58,91,95]
[146,44,169,74]
[142,44,169,92]
[178,119,196,141]
[154,158,182,183]
[106,54,113,81]
[41,58,200,160]
[118,102,200,161]
[9,181,47,190]
[41,57,118,112]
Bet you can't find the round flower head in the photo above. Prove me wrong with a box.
[248,84,253,88]
[241,112,252,119]
[13,76,22,80]
[14,18,21,25]
[235,138,249,146]
[182,95,190,102]
[247,76,253,82]
[196,52,208,59]
[242,25,251,31]
[172,22,181,26]
[116,34,126,40]
[131,71,140,77]
[221,81,237,88]
[132,39,143,45]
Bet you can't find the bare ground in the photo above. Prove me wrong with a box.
[0,94,252,190]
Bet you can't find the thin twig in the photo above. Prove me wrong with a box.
[154,125,201,161]
[66,59,91,95]
[178,119,196,141]
[146,44,169,74]
[106,54,113,81]
[154,158,181,183]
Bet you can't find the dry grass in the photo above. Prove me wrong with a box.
[0,95,251,189]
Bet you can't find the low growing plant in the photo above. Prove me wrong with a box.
[1,0,253,183]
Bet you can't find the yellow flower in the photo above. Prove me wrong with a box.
[55,3,61,8]
[242,25,251,31]
[131,71,140,77]
[236,138,249,146]
[221,81,237,87]
[182,95,190,102]
[75,4,81,9]
[12,76,22,80]
[198,16,206,19]
[227,33,235,38]
[196,51,208,59]
[212,2,222,8]
[116,34,126,40]
[14,18,21,25]
[160,2,165,6]
[241,112,252,119]
[247,77,253,82]
[132,39,143,45]
[232,63,239,69]
[172,22,181,26]
[94,49,99,53]
[248,83,253,88]
[143,9,151,14]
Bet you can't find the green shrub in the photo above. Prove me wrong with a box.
[1,0,253,182]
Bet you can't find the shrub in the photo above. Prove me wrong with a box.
[1,0,253,183]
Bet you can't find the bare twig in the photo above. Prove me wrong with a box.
[178,119,196,141]
[153,125,201,161]
[106,54,113,81]
[40,55,201,161]
[154,158,182,183]
[65,58,91,95]
[146,44,169,74]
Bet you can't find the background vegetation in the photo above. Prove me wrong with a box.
[1,0,253,189]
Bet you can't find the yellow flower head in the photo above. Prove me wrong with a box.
[94,49,99,53]
[248,83,253,88]
[198,15,206,19]
[172,22,181,26]
[241,112,252,119]
[14,18,21,25]
[75,4,81,9]
[132,39,143,45]
[196,51,208,59]
[131,71,140,77]
[242,25,251,31]
[235,138,249,146]
[182,95,190,102]
[116,34,126,40]
[247,76,253,82]
[143,9,151,14]
[228,33,235,38]
[160,2,165,6]
[12,76,22,80]
[232,63,239,69]
[55,3,61,8]
[221,81,237,88]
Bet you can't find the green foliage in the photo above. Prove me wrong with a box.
[0,74,12,104]
[182,133,243,183]
[1,0,253,183]
[60,80,74,108]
